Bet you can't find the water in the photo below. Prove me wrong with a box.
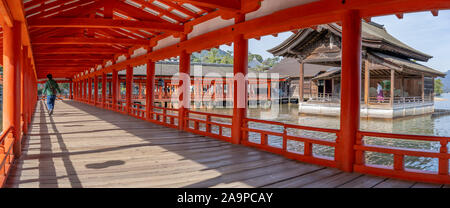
[191,93,450,172]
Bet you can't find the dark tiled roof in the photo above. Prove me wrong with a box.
[267,58,330,78]
[268,21,433,62]
[118,62,273,78]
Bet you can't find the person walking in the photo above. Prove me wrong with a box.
[43,74,61,115]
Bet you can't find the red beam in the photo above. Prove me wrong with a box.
[28,18,184,33]
[170,0,241,11]
[32,37,150,46]
[34,48,127,55]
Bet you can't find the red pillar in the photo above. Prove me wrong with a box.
[138,82,143,99]
[102,73,107,108]
[178,35,190,130]
[82,79,85,102]
[146,59,155,120]
[126,65,133,114]
[75,81,78,100]
[88,77,93,104]
[112,70,119,111]
[339,10,362,172]
[231,15,248,144]
[94,75,99,106]
[69,81,73,99]
[21,46,28,135]
[3,21,23,157]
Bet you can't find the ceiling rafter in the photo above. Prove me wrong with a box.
[170,0,241,11]
[28,18,184,33]
[32,37,150,46]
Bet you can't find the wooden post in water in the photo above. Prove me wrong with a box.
[339,10,361,172]
[364,60,370,105]
[390,69,395,106]
[299,61,304,103]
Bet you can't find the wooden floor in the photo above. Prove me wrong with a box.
[5,100,448,188]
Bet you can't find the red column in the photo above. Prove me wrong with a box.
[178,35,191,130]
[126,65,133,114]
[69,81,73,99]
[82,79,85,102]
[3,21,23,157]
[88,77,93,104]
[339,10,362,172]
[102,73,107,108]
[112,70,118,111]
[231,15,248,144]
[94,75,99,106]
[21,46,28,135]
[146,59,155,120]
[138,82,143,99]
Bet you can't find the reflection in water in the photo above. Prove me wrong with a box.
[192,93,450,172]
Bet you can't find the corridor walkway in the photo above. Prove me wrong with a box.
[5,101,447,188]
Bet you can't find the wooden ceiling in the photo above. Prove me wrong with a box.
[4,0,246,79]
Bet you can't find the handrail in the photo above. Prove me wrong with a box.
[70,96,450,184]
[184,110,233,141]
[355,131,449,184]
[242,118,339,168]
[0,126,15,188]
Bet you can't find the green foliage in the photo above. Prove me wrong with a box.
[435,79,444,95]
[189,48,281,71]
[248,53,263,63]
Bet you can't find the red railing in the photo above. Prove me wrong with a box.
[355,131,450,184]
[242,118,339,168]
[149,106,179,128]
[116,100,126,114]
[72,96,450,184]
[130,103,147,120]
[184,111,233,141]
[0,127,15,187]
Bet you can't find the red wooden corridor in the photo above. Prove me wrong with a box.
[1,0,450,187]
[5,100,448,188]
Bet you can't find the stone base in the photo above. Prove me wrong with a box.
[299,103,435,118]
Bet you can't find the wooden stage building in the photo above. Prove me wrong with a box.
[268,21,446,118]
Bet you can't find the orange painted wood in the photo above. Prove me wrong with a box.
[28,18,184,33]
[170,0,241,11]
[0,0,13,27]
[338,10,362,172]
[32,37,150,46]
[231,15,248,145]
[2,21,22,158]
[178,37,190,130]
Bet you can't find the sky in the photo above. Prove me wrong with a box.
[220,10,450,73]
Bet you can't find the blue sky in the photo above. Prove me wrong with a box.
[220,10,450,72]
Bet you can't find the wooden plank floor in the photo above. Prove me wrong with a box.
[5,100,446,188]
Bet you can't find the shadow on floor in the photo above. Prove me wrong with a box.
[7,100,439,188]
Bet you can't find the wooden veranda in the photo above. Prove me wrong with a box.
[6,100,448,188]
[1,0,450,187]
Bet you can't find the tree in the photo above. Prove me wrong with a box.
[248,53,263,63]
[435,79,444,95]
